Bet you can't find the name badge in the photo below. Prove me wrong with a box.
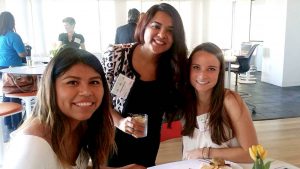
[111,74,134,99]
[74,37,81,44]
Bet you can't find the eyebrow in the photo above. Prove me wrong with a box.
[62,75,102,80]
[151,21,174,29]
[191,64,219,68]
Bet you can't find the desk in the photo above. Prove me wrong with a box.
[0,65,46,118]
[149,159,300,169]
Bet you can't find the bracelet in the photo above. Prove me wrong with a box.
[202,147,211,159]
[202,147,208,159]
[207,147,211,159]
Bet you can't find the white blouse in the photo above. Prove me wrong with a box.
[182,113,240,160]
[4,134,89,169]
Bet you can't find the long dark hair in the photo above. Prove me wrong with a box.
[32,47,115,168]
[135,3,188,121]
[182,42,233,145]
[0,11,16,35]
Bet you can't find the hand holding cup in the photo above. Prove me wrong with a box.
[128,114,148,138]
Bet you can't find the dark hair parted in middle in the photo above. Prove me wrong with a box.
[182,42,233,145]
[135,3,188,105]
[32,47,115,168]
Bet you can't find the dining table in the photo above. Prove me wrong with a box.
[148,159,300,169]
[222,49,237,89]
[0,64,46,75]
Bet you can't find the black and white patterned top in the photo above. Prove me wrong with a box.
[100,43,137,113]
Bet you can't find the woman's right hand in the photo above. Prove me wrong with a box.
[118,117,134,134]
[118,117,145,138]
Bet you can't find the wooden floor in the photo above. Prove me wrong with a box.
[156,117,300,168]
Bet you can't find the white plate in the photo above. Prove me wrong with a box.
[148,159,243,169]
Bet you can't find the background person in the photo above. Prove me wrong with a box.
[58,17,85,50]
[115,8,140,44]
[3,47,145,169]
[181,42,258,163]
[101,3,188,167]
[0,11,27,142]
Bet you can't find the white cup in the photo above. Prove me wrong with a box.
[131,114,148,138]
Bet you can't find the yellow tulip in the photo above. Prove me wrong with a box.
[256,144,267,160]
[260,148,268,160]
[249,146,257,161]
[249,145,272,169]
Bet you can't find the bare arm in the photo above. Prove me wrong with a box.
[210,91,258,162]
[111,108,125,128]
[18,52,27,58]
[185,91,258,163]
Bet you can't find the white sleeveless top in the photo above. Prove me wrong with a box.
[182,113,240,160]
[4,134,89,169]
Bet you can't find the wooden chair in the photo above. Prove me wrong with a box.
[0,102,23,166]
[5,91,37,119]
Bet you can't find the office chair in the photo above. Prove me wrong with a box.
[231,44,259,86]
[230,44,259,114]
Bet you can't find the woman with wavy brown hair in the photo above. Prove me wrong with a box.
[4,47,145,169]
[181,42,258,163]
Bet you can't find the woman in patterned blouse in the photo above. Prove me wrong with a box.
[101,3,188,167]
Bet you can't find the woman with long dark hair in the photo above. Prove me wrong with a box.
[4,47,145,169]
[181,42,258,163]
[101,3,187,167]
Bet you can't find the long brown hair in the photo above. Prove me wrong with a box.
[182,42,233,145]
[135,3,188,122]
[31,47,115,168]
[0,11,16,35]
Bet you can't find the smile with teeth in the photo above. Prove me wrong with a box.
[153,38,165,45]
[75,102,93,107]
[196,79,209,85]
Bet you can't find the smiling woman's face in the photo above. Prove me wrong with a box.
[189,50,220,94]
[143,11,174,55]
[55,63,104,126]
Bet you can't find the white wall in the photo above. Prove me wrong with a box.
[282,0,300,86]
[0,1,5,11]
[261,0,300,87]
[261,0,286,86]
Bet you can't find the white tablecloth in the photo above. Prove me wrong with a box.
[0,65,46,75]
[149,159,299,169]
